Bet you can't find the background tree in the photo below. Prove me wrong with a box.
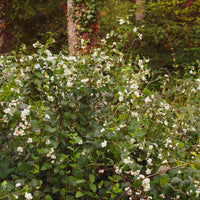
[0,0,67,53]
[67,0,100,55]
[135,0,144,21]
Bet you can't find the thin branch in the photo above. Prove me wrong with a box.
[117,161,194,200]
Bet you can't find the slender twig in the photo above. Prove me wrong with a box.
[121,106,131,141]
[164,32,177,69]
[107,140,122,150]
[58,96,72,143]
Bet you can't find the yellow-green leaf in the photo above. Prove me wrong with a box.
[160,173,170,187]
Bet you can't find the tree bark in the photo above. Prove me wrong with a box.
[135,0,144,21]
[67,0,78,56]
[67,0,100,56]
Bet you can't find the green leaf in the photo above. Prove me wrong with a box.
[157,165,170,175]
[89,174,95,184]
[35,72,43,79]
[60,188,66,196]
[36,79,42,88]
[105,92,114,102]
[17,161,28,172]
[178,142,184,148]
[75,191,84,198]
[118,114,127,120]
[143,88,151,95]
[171,177,182,186]
[30,179,41,188]
[194,159,200,170]
[44,195,53,200]
[98,180,104,188]
[89,183,97,193]
[160,173,170,187]
[33,190,42,200]
[76,179,87,184]
[41,163,52,171]
[180,180,191,192]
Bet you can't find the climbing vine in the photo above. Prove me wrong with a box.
[71,0,99,33]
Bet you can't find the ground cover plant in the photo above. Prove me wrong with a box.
[0,30,200,200]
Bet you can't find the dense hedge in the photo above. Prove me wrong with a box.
[0,35,200,199]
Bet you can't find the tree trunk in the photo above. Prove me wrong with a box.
[67,0,100,56]
[135,0,144,21]
[67,0,78,56]
[0,3,5,50]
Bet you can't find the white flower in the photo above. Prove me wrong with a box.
[48,96,54,101]
[119,96,124,102]
[138,33,143,40]
[131,83,139,90]
[131,111,139,117]
[33,43,39,48]
[13,194,19,199]
[25,192,33,200]
[144,96,151,104]
[119,18,125,25]
[101,140,107,148]
[98,169,104,174]
[100,128,105,133]
[134,90,140,97]
[67,81,73,87]
[147,158,153,165]
[164,120,168,126]
[139,143,143,150]
[78,140,83,145]
[118,91,123,96]
[27,138,32,143]
[133,27,138,32]
[162,160,168,164]
[46,139,50,145]
[44,114,50,120]
[64,68,72,76]
[51,154,56,159]
[66,56,76,61]
[149,145,153,150]
[17,147,23,153]
[4,108,11,114]
[191,88,196,93]
[81,78,89,83]
[115,166,122,174]
[119,124,126,129]
[15,183,21,188]
[47,153,51,157]
[35,63,40,69]
[21,108,30,121]
[158,153,162,160]
[125,187,133,195]
[142,178,151,191]
[123,157,133,164]
[159,194,165,199]
[131,170,140,176]
[146,169,151,175]
[196,78,200,83]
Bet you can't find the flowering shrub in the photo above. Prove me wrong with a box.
[0,37,200,200]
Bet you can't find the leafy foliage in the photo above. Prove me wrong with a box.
[0,0,67,53]
[134,0,200,69]
[0,34,200,199]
